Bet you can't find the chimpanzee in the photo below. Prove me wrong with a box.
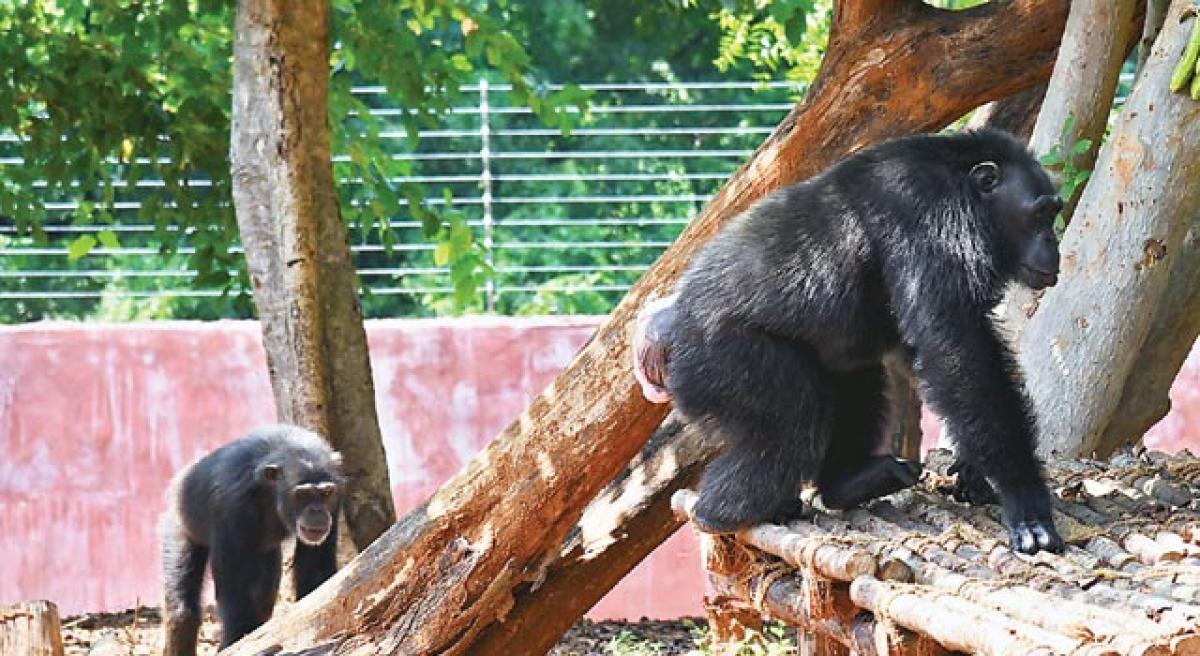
[646,128,1065,555]
[159,424,343,655]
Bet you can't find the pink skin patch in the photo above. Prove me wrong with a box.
[632,293,679,404]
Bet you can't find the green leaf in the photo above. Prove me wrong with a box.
[784,16,808,46]
[1060,113,1076,143]
[1071,139,1094,156]
[97,229,120,249]
[1038,150,1063,167]
[433,241,451,266]
[68,234,97,260]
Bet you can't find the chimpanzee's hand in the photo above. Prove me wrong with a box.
[998,484,1065,555]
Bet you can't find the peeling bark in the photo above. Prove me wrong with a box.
[469,417,720,655]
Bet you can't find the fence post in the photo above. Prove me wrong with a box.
[479,77,497,312]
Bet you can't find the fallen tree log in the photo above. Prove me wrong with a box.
[225,1,1074,653]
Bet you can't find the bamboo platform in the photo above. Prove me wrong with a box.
[672,448,1200,656]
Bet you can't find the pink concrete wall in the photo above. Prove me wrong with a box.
[2,319,1199,618]
[0,318,705,618]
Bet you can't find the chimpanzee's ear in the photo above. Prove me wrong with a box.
[970,161,1001,194]
[258,463,281,484]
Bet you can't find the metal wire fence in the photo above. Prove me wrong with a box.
[0,80,799,320]
[0,72,1137,321]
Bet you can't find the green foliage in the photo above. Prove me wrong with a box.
[1,0,829,322]
[0,0,238,277]
[699,0,830,85]
[604,629,663,656]
[601,619,796,656]
[687,621,796,656]
[1038,113,1094,235]
[0,0,588,321]
[1169,9,1200,95]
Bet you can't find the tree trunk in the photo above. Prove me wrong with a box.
[224,2,1072,654]
[230,0,396,550]
[0,601,63,656]
[1019,0,1200,459]
[1139,0,1171,73]
[964,84,1047,142]
[1001,0,1142,332]
[1096,217,1200,453]
[1029,0,1139,210]
[884,351,924,460]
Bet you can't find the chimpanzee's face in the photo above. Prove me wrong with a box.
[260,458,342,545]
[970,159,1063,290]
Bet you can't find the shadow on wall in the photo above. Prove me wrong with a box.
[1,318,1198,616]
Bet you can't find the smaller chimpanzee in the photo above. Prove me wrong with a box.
[159,424,343,656]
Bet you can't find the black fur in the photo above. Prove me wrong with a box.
[160,424,343,655]
[666,129,1065,555]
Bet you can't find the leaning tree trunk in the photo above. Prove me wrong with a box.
[230,0,396,550]
[1019,0,1200,460]
[1000,0,1141,330]
[1088,0,1200,455]
[223,2,1072,654]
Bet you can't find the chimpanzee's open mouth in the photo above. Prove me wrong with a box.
[297,524,329,545]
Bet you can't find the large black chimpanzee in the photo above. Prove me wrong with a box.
[159,424,343,655]
[636,128,1065,555]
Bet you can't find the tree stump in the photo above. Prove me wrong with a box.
[0,601,65,656]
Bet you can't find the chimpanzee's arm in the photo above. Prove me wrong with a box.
[901,303,1063,554]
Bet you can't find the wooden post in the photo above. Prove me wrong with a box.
[702,533,766,656]
[0,601,65,656]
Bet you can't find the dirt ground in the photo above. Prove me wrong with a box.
[61,606,796,655]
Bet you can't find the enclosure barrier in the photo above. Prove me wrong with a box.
[673,449,1200,656]
[0,74,1137,319]
[0,80,796,314]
